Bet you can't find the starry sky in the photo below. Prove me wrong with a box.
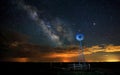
[0,0,120,62]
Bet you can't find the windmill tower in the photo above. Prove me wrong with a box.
[68,33,90,71]
[76,33,85,64]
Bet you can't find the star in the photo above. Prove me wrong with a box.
[93,22,96,26]
[47,25,51,28]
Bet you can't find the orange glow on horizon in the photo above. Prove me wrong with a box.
[46,52,78,58]
[104,55,120,62]
[105,59,120,62]
[2,45,120,62]
[10,58,29,62]
[61,58,71,62]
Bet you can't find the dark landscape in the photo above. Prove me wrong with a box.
[1,62,120,75]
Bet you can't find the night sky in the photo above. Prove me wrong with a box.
[0,0,120,62]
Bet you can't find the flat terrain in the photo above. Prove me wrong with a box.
[0,62,120,75]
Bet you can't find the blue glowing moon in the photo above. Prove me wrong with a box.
[76,33,84,41]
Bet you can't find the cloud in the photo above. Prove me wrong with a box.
[85,44,120,54]
[104,44,120,52]
[0,29,29,43]
[1,41,120,62]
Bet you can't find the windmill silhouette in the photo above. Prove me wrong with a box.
[68,33,90,71]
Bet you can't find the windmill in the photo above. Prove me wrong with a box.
[76,33,85,65]
[68,33,90,71]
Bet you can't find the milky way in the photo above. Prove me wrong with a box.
[17,0,74,47]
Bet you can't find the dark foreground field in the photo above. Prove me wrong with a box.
[1,62,120,75]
